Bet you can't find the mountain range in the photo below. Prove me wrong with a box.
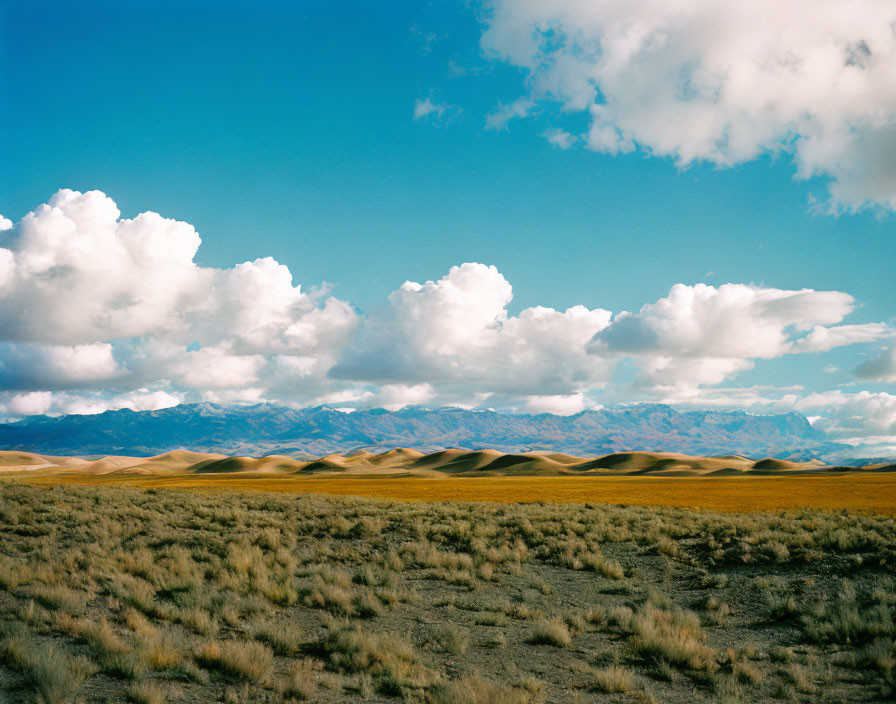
[0,403,870,463]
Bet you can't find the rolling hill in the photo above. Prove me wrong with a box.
[2,448,889,478]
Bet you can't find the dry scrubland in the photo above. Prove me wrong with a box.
[0,483,895,703]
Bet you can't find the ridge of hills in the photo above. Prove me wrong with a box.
[0,402,868,463]
[2,448,892,478]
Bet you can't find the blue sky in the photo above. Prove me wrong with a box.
[0,0,894,454]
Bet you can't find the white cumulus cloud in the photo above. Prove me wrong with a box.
[333,262,614,397]
[587,283,879,390]
[479,0,896,210]
[0,342,121,390]
[0,389,180,417]
[4,391,53,416]
[0,189,357,404]
[525,393,587,415]
[316,383,437,412]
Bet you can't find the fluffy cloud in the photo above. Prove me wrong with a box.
[333,262,614,396]
[0,189,357,406]
[0,342,121,390]
[592,284,853,357]
[525,393,587,415]
[628,357,754,392]
[0,190,356,351]
[796,390,896,446]
[856,346,896,382]
[793,324,895,353]
[4,391,52,416]
[479,0,896,209]
[0,389,180,417]
[647,384,896,454]
[315,384,436,413]
[588,283,888,390]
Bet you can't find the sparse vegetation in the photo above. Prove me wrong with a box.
[126,680,170,704]
[528,618,572,648]
[432,623,470,655]
[588,664,637,693]
[626,603,718,673]
[0,480,894,701]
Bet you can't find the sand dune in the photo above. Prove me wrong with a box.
[526,451,586,465]
[422,449,505,473]
[189,455,306,474]
[0,451,90,470]
[367,448,425,466]
[300,457,351,473]
[568,452,748,475]
[861,462,896,472]
[0,448,890,478]
[409,449,474,468]
[0,451,53,466]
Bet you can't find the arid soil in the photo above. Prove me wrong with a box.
[0,481,894,703]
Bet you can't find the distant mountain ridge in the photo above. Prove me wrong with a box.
[0,403,858,462]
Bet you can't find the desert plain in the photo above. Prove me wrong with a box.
[1,448,895,703]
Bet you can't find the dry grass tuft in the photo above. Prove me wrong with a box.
[627,604,718,673]
[195,639,273,683]
[1,634,97,704]
[276,658,317,700]
[322,622,434,695]
[427,673,536,704]
[30,584,88,615]
[252,618,304,656]
[126,680,169,704]
[528,618,572,647]
[433,623,470,655]
[588,665,637,693]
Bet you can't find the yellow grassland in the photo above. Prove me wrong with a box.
[16,471,896,514]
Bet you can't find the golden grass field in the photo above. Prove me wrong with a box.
[20,471,896,514]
